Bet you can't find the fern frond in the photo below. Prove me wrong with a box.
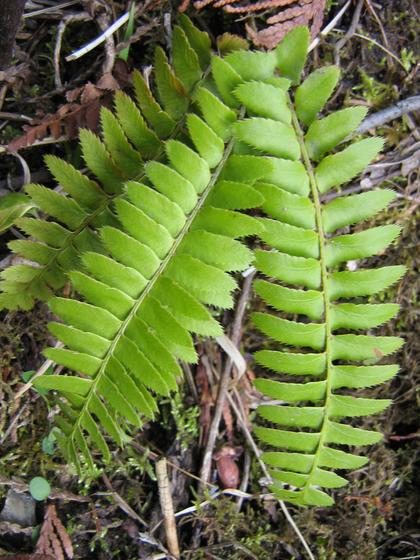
[0,18,212,311]
[26,38,292,474]
[3,20,405,503]
[243,27,405,506]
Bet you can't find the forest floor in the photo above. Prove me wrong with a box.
[0,1,419,559]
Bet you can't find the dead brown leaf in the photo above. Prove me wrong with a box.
[7,64,130,152]
[180,0,326,49]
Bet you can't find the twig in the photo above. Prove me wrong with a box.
[308,0,352,51]
[181,362,199,402]
[97,12,117,75]
[236,448,251,511]
[226,392,316,560]
[0,135,69,154]
[199,272,255,489]
[54,20,65,89]
[114,21,159,54]
[156,459,180,559]
[65,11,130,62]
[334,0,364,64]
[54,13,94,88]
[23,1,80,18]
[14,341,64,401]
[0,402,30,445]
[353,32,407,71]
[174,488,255,519]
[363,0,393,68]
[202,355,314,559]
[0,111,32,122]
[101,473,148,527]
[129,441,218,489]
[357,95,420,134]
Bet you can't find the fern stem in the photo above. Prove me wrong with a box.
[69,108,245,447]
[290,102,333,497]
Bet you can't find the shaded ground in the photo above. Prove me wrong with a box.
[0,1,419,559]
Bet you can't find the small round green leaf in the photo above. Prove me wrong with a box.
[29,476,51,501]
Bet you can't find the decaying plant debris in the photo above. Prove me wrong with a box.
[180,0,327,48]
[0,1,418,559]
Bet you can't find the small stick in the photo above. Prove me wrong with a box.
[236,449,251,511]
[334,0,364,64]
[357,95,420,134]
[0,111,32,122]
[65,11,129,62]
[199,271,255,488]
[54,14,93,88]
[363,0,393,68]
[353,32,407,71]
[308,0,352,51]
[14,341,64,401]
[0,402,30,445]
[156,459,180,559]
[226,391,316,560]
[23,1,80,19]
[181,361,199,402]
[114,22,158,55]
[102,473,148,527]
[97,12,117,75]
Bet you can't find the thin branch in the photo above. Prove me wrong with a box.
[334,0,364,64]
[14,341,64,401]
[353,32,407,71]
[357,96,420,134]
[0,111,32,122]
[308,0,352,51]
[199,271,255,489]
[101,473,148,527]
[226,391,316,560]
[156,459,180,559]
[54,13,92,89]
[363,0,393,68]
[65,11,130,62]
[97,12,117,74]
[0,402,30,446]
[236,448,251,511]
[114,21,158,54]
[23,1,80,18]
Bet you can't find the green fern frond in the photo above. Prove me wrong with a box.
[23,34,290,474]
[0,17,212,311]
[241,26,405,506]
[2,20,405,503]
